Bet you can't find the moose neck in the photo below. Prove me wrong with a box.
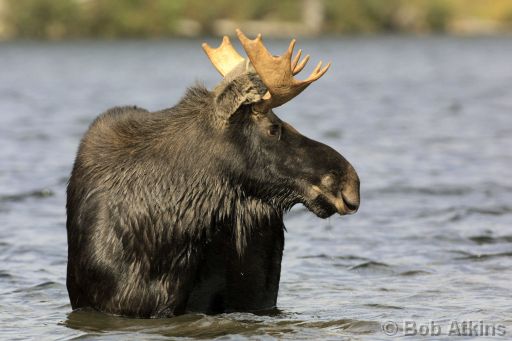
[170,172,284,255]
[151,85,288,254]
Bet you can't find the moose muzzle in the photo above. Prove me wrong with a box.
[339,165,360,215]
[311,165,360,216]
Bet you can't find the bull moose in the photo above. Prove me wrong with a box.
[66,29,360,318]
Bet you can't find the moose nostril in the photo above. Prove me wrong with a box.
[340,173,360,214]
[341,192,359,213]
[344,199,359,212]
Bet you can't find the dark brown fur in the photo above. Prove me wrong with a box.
[66,69,359,317]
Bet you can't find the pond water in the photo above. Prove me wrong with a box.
[0,37,511,340]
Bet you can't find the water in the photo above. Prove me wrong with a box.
[1,37,511,340]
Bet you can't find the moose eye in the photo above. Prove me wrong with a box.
[267,124,281,139]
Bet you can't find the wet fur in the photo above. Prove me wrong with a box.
[66,67,358,318]
[67,75,285,317]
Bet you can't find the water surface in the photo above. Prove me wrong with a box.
[1,37,511,340]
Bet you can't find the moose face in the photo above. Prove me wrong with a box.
[228,107,359,218]
[204,30,360,218]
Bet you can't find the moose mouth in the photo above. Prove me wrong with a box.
[304,185,359,218]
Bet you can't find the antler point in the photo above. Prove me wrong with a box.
[235,28,247,41]
[201,42,213,52]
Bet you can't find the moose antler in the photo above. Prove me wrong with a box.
[236,29,330,112]
[202,30,330,112]
[202,36,245,76]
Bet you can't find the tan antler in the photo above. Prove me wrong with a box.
[202,36,245,76]
[236,29,330,112]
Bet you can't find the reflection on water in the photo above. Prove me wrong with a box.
[63,309,380,339]
[0,37,511,340]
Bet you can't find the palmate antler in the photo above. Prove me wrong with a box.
[202,29,330,113]
[202,36,244,76]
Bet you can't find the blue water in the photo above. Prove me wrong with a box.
[0,37,511,340]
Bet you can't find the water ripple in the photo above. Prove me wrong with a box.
[0,189,54,203]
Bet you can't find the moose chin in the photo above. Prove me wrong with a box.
[66,29,360,318]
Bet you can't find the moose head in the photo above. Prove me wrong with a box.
[201,29,360,219]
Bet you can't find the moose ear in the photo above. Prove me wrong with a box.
[213,63,267,120]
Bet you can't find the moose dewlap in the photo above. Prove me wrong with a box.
[66,29,360,318]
